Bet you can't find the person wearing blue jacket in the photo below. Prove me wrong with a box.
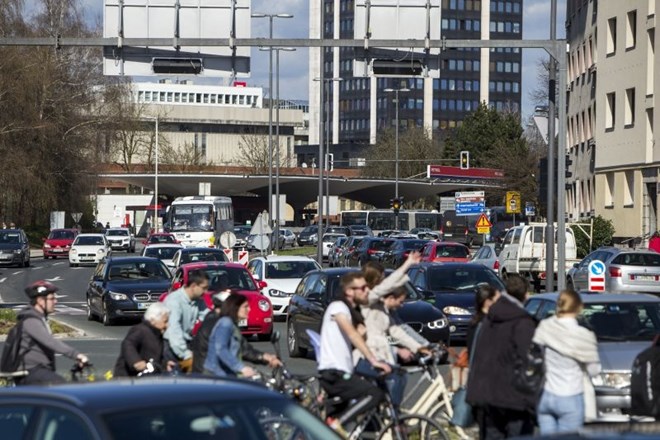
[204,294,281,377]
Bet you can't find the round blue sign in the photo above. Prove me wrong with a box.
[588,260,606,276]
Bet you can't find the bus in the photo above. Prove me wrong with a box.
[164,196,234,248]
[340,210,442,234]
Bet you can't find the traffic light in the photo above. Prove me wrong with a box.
[460,151,470,170]
[565,155,573,179]
[391,197,402,214]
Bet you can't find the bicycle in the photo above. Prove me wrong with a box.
[70,362,113,382]
[0,370,28,387]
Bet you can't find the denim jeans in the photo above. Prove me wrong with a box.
[385,371,407,407]
[537,390,584,435]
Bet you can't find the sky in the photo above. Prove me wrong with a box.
[57,0,565,120]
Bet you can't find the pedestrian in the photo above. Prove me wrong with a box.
[649,232,660,253]
[466,284,501,353]
[466,274,538,439]
[113,302,175,376]
[191,289,231,374]
[9,222,15,228]
[163,270,210,373]
[105,222,110,229]
[533,290,601,434]
[1,222,6,229]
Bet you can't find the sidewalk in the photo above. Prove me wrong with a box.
[30,248,44,258]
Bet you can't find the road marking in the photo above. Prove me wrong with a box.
[45,276,63,282]
[0,277,6,283]
[53,262,64,266]
[32,266,43,270]
[12,271,22,275]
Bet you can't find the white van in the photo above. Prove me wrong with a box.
[496,223,580,291]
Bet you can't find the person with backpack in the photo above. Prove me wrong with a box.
[466,275,538,439]
[532,289,601,434]
[1,281,89,385]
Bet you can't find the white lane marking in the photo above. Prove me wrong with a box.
[45,276,63,282]
[12,271,22,275]
[54,294,68,299]
[53,262,64,266]
[0,277,6,283]
[32,266,43,270]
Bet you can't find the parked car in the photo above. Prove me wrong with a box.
[279,228,297,248]
[325,226,351,237]
[141,243,184,268]
[143,232,178,245]
[345,237,394,267]
[42,228,78,259]
[0,228,30,267]
[348,225,374,237]
[381,239,429,269]
[168,247,229,271]
[378,230,406,238]
[86,256,172,325]
[567,247,660,295]
[247,255,321,317]
[287,267,450,357]
[328,236,349,267]
[0,378,340,439]
[406,262,506,340]
[105,227,136,253]
[166,262,273,339]
[471,243,501,272]
[340,236,365,267]
[69,233,110,267]
[525,292,660,421]
[297,225,318,246]
[420,241,471,263]
[321,233,347,260]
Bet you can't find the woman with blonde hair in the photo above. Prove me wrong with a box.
[532,289,601,434]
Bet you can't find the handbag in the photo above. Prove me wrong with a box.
[450,324,481,427]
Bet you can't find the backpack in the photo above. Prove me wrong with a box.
[0,317,32,373]
[630,337,660,417]
[512,341,546,400]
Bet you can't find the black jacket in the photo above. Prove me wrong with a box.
[465,295,538,412]
[114,321,165,376]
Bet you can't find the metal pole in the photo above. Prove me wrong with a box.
[325,81,331,232]
[268,16,274,241]
[316,3,325,265]
[545,0,557,292]
[275,48,281,252]
[557,40,568,290]
[395,90,400,231]
[154,117,159,233]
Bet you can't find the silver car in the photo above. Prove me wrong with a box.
[470,243,500,272]
[328,236,349,267]
[526,292,660,421]
[567,247,660,294]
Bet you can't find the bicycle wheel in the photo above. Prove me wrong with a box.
[377,414,449,440]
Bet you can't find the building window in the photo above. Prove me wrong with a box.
[606,92,616,130]
[624,171,635,206]
[605,173,614,207]
[626,10,637,49]
[648,29,655,96]
[625,88,635,127]
[607,17,617,55]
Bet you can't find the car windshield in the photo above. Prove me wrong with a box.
[48,230,75,240]
[102,398,333,440]
[204,267,257,291]
[266,261,319,279]
[107,230,129,236]
[0,233,20,244]
[144,247,180,260]
[428,266,505,291]
[108,261,171,281]
[148,235,176,244]
[233,226,251,238]
[369,240,393,250]
[323,234,344,243]
[181,251,228,265]
[611,253,660,267]
[579,302,660,341]
[301,226,317,234]
[75,236,104,246]
[435,245,469,258]
[401,240,428,250]
[170,204,214,232]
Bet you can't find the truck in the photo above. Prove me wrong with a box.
[496,223,581,292]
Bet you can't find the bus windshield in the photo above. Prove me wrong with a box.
[170,205,214,232]
[342,211,368,226]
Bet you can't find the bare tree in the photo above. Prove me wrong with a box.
[236,132,286,174]
[160,140,212,172]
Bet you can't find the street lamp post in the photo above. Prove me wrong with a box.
[251,12,293,243]
[144,116,160,233]
[384,86,409,230]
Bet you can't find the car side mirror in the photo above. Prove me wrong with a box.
[258,280,268,290]
[573,262,579,268]
[172,281,182,290]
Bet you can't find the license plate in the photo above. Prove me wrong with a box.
[52,249,62,253]
[634,275,656,281]
[0,255,11,260]
[238,319,247,327]
[137,302,152,310]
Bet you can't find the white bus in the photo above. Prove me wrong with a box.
[164,196,233,248]
[340,209,442,233]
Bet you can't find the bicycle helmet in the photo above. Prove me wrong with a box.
[25,280,59,299]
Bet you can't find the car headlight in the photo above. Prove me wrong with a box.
[109,291,128,301]
[268,289,289,297]
[97,249,106,254]
[13,249,22,254]
[427,317,449,329]
[44,244,51,248]
[258,299,271,312]
[71,249,78,254]
[442,306,471,316]
[591,372,631,389]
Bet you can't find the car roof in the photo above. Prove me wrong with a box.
[414,262,488,268]
[149,232,175,236]
[0,378,285,412]
[144,243,184,249]
[252,255,316,262]
[50,228,77,232]
[181,261,246,271]
[180,247,223,253]
[530,292,660,303]
[76,233,105,237]
[106,256,161,263]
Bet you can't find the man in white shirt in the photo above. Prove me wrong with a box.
[318,272,392,427]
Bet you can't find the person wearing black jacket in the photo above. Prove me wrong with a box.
[114,302,171,376]
[192,291,230,373]
[466,275,538,439]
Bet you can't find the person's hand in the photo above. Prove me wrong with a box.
[76,354,89,365]
[417,346,433,356]
[133,360,148,372]
[397,347,414,363]
[371,359,392,375]
[263,353,283,368]
[166,361,177,372]
[240,366,258,377]
[406,251,422,265]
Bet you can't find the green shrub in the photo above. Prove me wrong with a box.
[571,215,616,258]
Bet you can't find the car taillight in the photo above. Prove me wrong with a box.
[610,267,622,277]
[367,249,377,255]
[464,227,468,236]
[539,272,546,280]
[493,260,500,270]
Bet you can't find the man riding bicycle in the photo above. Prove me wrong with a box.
[16,281,89,385]
[318,272,392,430]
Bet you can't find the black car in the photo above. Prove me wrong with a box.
[0,378,339,440]
[297,225,318,246]
[86,256,172,326]
[348,225,374,237]
[406,262,506,340]
[286,267,450,357]
[0,229,30,267]
[345,237,394,267]
[381,239,429,269]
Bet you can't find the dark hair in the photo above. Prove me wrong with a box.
[220,293,247,323]
[362,261,385,289]
[339,272,366,298]
[382,286,407,299]
[186,270,209,287]
[505,274,529,302]
[473,284,498,324]
[556,289,582,316]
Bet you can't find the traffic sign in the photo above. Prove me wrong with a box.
[219,231,237,249]
[506,191,521,214]
[455,191,485,216]
[475,213,492,228]
[588,260,606,292]
[525,202,536,217]
[222,248,234,262]
[237,250,249,266]
[71,212,83,223]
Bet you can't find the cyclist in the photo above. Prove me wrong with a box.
[17,281,89,385]
[318,272,391,430]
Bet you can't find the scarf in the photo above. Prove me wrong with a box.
[532,316,600,364]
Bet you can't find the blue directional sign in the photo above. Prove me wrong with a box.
[456,202,486,216]
[589,260,606,276]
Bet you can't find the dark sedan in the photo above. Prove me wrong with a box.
[406,262,506,340]
[0,229,30,267]
[86,256,172,326]
[286,268,450,357]
[344,237,394,267]
[381,239,429,269]
[0,378,339,440]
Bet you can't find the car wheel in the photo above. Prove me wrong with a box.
[86,296,96,322]
[24,258,30,268]
[287,322,306,358]
[102,302,114,327]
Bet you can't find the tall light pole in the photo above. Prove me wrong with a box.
[145,116,160,233]
[384,86,409,230]
[251,12,293,237]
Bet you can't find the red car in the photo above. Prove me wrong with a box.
[143,233,179,245]
[162,262,273,340]
[421,241,471,263]
[42,229,78,259]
